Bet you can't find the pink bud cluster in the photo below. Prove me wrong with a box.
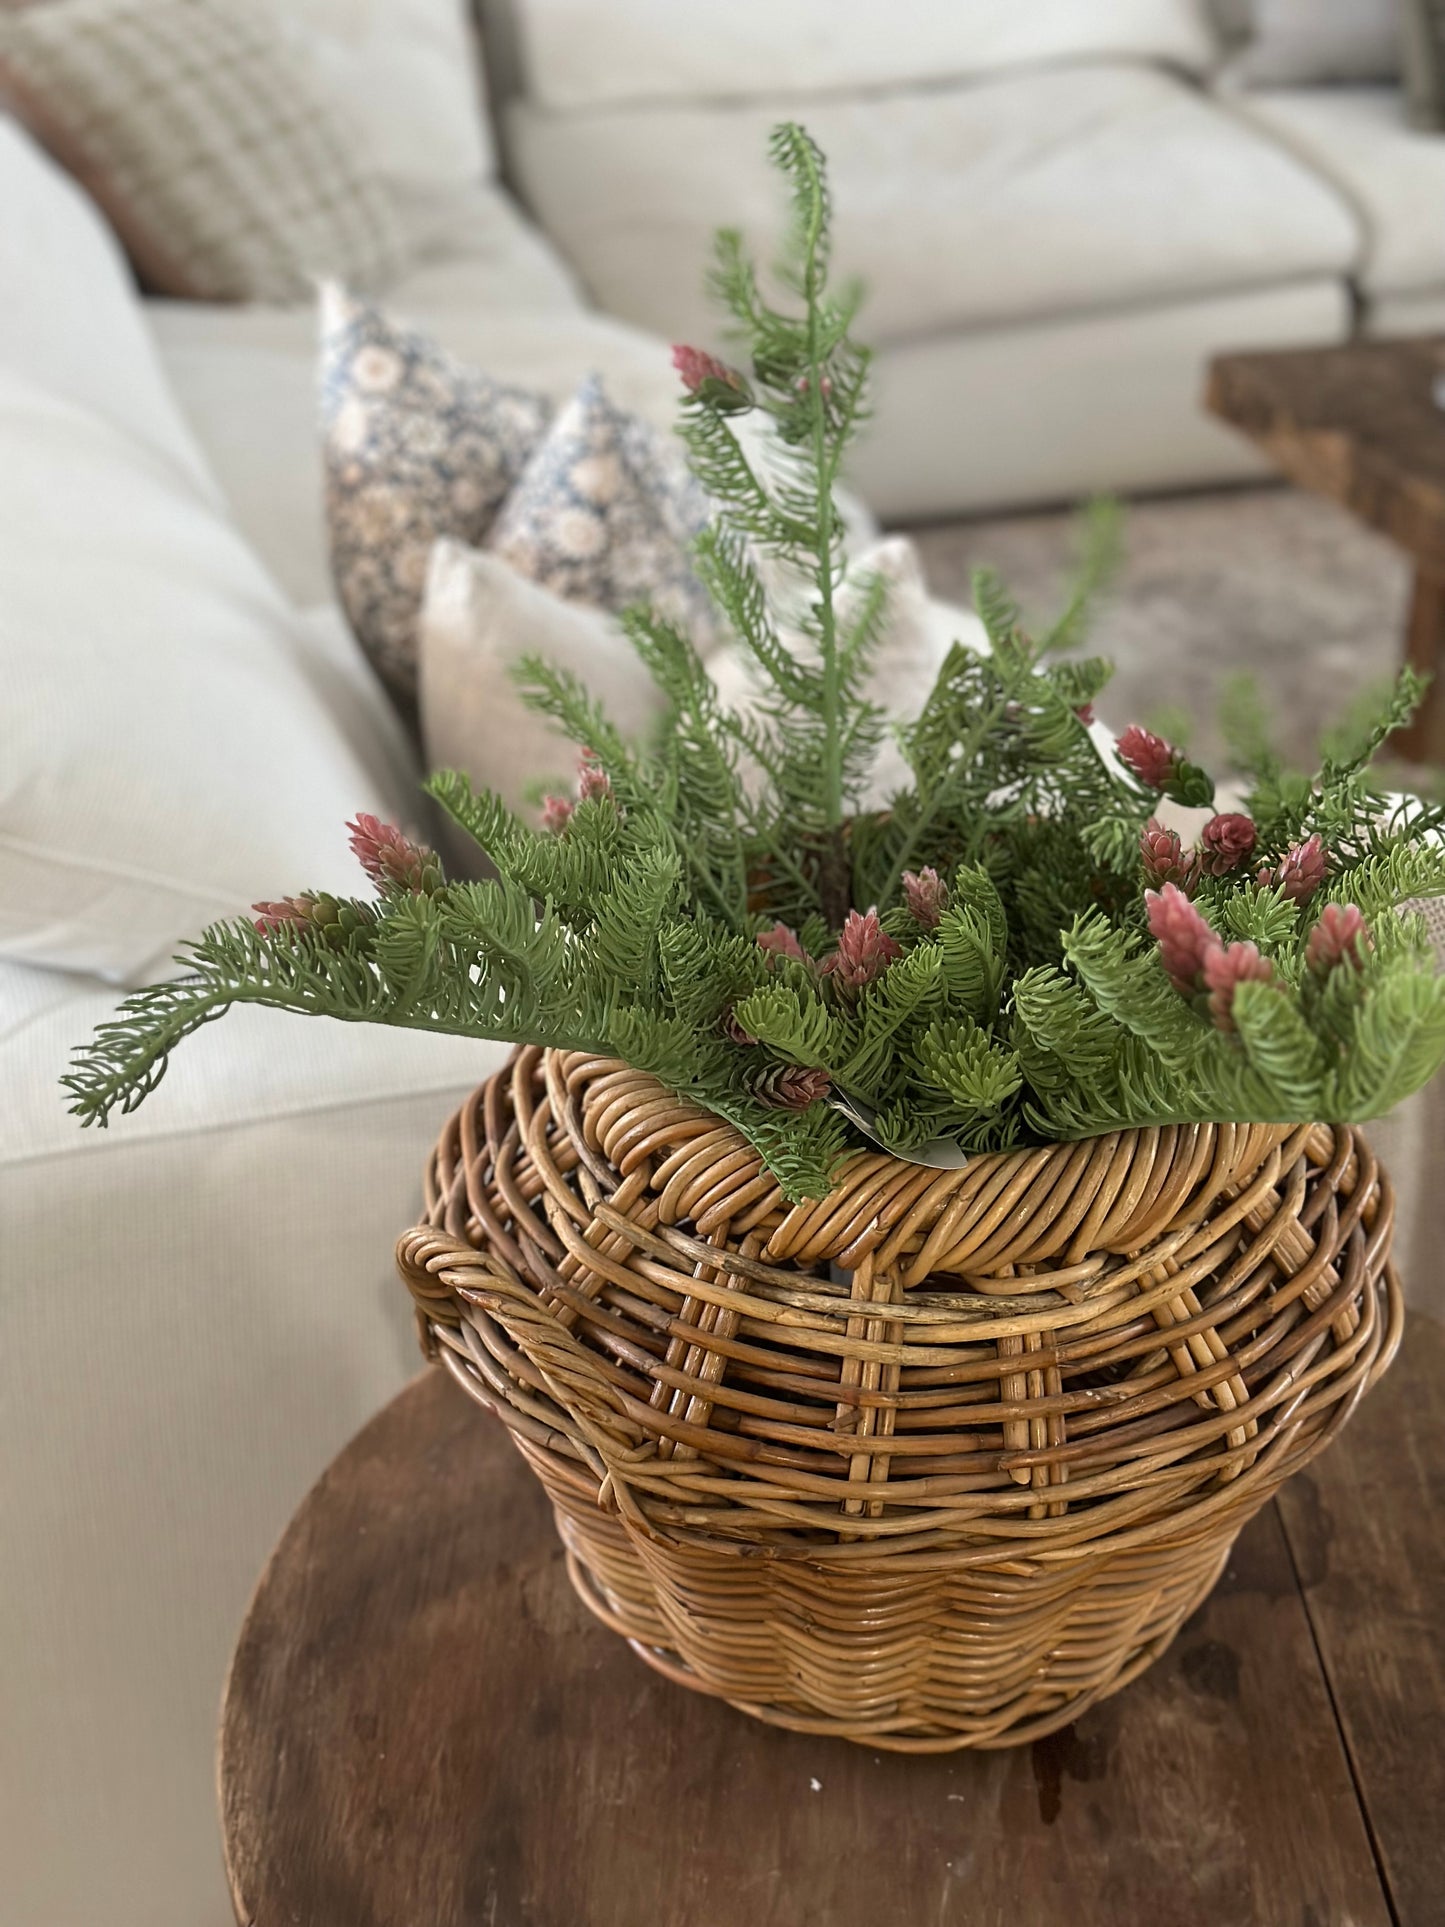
[346,813,438,894]
[1199,812,1257,878]
[902,867,949,930]
[1145,884,1273,1031]
[1258,833,1328,905]
[253,895,318,935]
[1147,882,1372,1031]
[758,921,810,964]
[541,749,619,834]
[1306,903,1371,975]
[1117,725,1181,792]
[1140,821,1200,894]
[823,908,902,994]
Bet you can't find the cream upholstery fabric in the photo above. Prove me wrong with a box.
[288,0,495,231]
[0,956,506,1927]
[852,281,1350,522]
[420,542,668,817]
[506,0,1218,108]
[1235,88,1445,300]
[0,0,405,302]
[505,64,1360,349]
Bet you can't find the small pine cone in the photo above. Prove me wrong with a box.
[1198,812,1257,878]
[721,1004,758,1046]
[753,1063,832,1110]
[757,921,809,964]
[1202,939,1274,1032]
[253,895,316,935]
[1146,882,1220,996]
[1258,833,1328,905]
[1140,819,1200,894]
[347,814,442,894]
[540,794,574,835]
[1306,902,1371,975]
[1116,725,1179,791]
[822,907,902,993]
[902,866,949,929]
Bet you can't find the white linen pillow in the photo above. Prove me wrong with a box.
[0,374,412,984]
[418,541,667,820]
[0,117,212,488]
[508,0,1216,108]
[1226,0,1400,83]
[286,0,495,219]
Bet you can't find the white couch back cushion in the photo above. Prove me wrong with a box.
[506,0,1218,109]
[289,0,494,199]
[0,118,415,983]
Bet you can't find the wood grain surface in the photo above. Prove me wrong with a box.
[220,1319,1445,1927]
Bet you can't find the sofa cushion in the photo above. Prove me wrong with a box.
[0,117,212,485]
[0,0,406,303]
[505,65,1361,348]
[289,0,494,228]
[1237,88,1445,300]
[0,374,425,981]
[500,0,1218,109]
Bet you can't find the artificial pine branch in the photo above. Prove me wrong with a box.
[64,123,1445,1203]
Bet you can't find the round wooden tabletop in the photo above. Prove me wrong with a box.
[220,1318,1444,1927]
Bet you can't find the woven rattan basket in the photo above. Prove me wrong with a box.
[397,1045,1402,1750]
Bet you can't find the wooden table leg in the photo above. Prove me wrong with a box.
[1395,566,1445,763]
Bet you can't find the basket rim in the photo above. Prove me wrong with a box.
[540,1049,1311,1275]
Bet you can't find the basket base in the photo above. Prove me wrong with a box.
[560,1526,1233,1752]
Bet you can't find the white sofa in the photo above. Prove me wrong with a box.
[486,0,1445,518]
[3,6,1442,1925]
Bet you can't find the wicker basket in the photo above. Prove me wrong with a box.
[397,1045,1402,1750]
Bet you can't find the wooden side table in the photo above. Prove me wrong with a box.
[1208,338,1445,762]
[220,1317,1444,1927]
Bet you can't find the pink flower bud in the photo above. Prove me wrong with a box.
[1257,833,1328,905]
[1202,940,1275,1032]
[540,794,574,835]
[1306,903,1372,975]
[1146,883,1220,997]
[1199,812,1257,878]
[1074,701,1096,726]
[1140,820,1200,894]
[672,345,753,411]
[822,907,903,994]
[1117,725,1179,791]
[902,866,949,930]
[253,895,316,935]
[757,921,809,964]
[576,749,613,804]
[347,813,439,894]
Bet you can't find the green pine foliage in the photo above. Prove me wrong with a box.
[65,125,1445,1203]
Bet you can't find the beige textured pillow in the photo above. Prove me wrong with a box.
[486,373,717,651]
[418,541,666,823]
[0,0,405,303]
[321,286,552,702]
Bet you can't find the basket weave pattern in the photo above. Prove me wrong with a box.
[398,1046,1402,1749]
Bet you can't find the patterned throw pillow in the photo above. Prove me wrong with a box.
[321,285,553,701]
[0,0,405,304]
[486,374,717,649]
